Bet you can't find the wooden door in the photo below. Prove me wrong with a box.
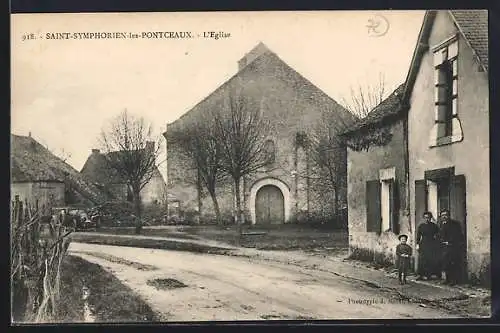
[450,174,467,283]
[255,185,285,224]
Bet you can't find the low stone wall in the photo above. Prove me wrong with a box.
[348,231,405,269]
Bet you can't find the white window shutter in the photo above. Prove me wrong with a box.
[434,105,440,121]
[448,41,458,59]
[453,60,458,76]
[452,98,458,116]
[434,52,443,67]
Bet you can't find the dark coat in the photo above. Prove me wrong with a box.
[396,244,412,270]
[416,221,441,276]
[440,219,464,266]
[440,219,464,248]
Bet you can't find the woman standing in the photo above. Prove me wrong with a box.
[416,211,441,280]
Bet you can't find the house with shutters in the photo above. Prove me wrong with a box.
[164,42,357,225]
[342,10,489,286]
[341,84,409,266]
[405,10,489,285]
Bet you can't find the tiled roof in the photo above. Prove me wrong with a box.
[80,151,124,184]
[402,10,488,107]
[10,134,107,204]
[341,84,406,135]
[167,42,359,134]
[450,10,488,71]
[80,149,164,186]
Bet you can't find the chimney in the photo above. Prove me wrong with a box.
[28,131,31,137]
[92,149,100,154]
[238,42,271,71]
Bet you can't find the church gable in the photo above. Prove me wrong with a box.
[168,43,357,136]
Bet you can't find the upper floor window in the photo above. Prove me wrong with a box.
[430,36,463,147]
[263,139,276,165]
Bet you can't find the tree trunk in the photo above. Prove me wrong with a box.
[196,170,202,225]
[235,177,242,245]
[334,171,340,227]
[133,188,142,234]
[208,189,222,226]
[306,149,310,219]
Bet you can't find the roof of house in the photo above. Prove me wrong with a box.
[403,10,488,102]
[10,134,107,204]
[80,149,164,186]
[166,42,359,135]
[450,10,488,71]
[341,84,406,136]
[80,151,124,185]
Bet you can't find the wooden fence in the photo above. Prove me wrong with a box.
[11,197,72,323]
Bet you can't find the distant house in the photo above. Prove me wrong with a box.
[164,42,357,225]
[10,133,106,208]
[405,10,489,285]
[341,84,409,266]
[80,141,167,207]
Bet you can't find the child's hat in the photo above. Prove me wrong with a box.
[398,234,408,240]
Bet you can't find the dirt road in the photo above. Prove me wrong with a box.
[69,242,460,321]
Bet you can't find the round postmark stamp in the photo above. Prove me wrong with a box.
[366,14,390,37]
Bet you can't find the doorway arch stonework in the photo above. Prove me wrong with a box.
[249,178,291,225]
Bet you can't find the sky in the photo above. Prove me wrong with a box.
[11,10,425,180]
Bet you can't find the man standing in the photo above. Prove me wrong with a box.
[416,211,441,280]
[439,209,465,285]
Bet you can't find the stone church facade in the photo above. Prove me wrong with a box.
[165,43,357,225]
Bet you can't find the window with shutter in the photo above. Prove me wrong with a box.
[390,179,400,234]
[366,180,381,233]
[430,36,463,147]
[381,180,391,232]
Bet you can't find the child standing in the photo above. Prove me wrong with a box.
[396,234,413,285]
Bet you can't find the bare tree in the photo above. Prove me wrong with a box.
[166,109,226,225]
[308,113,347,226]
[99,109,161,234]
[213,92,270,238]
[341,72,387,118]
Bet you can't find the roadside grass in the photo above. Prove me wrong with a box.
[96,227,199,240]
[69,233,233,254]
[178,225,349,251]
[87,224,349,252]
[56,255,159,323]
